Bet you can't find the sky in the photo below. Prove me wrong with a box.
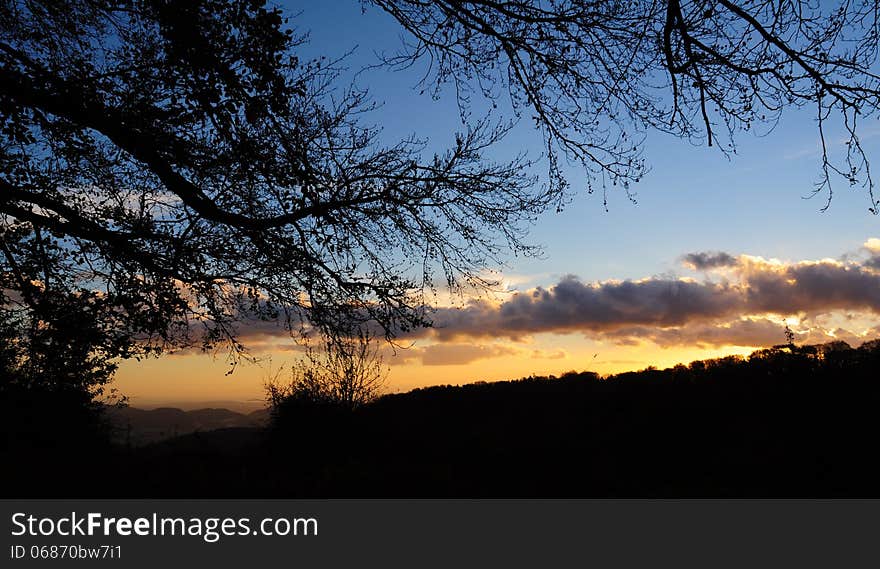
[113,0,880,410]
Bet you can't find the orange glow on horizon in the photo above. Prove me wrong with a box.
[112,337,761,409]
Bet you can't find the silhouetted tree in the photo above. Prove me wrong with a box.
[0,233,143,393]
[0,284,122,492]
[784,323,796,347]
[267,332,387,412]
[373,0,880,210]
[3,0,880,381]
[264,332,386,471]
[0,0,547,369]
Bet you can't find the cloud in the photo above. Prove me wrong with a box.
[391,343,567,366]
[604,318,811,348]
[864,238,880,270]
[424,276,745,340]
[222,238,880,353]
[530,349,567,360]
[681,251,739,270]
[740,257,880,314]
[414,242,880,347]
[407,343,520,366]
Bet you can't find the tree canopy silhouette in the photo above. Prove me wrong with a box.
[373,0,880,209]
[0,0,548,363]
[3,0,880,372]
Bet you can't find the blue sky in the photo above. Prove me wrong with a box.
[285,0,879,283]
[114,0,880,408]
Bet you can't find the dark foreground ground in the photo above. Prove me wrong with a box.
[3,340,880,497]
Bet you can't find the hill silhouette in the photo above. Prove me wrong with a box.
[105,406,269,445]
[4,340,880,497]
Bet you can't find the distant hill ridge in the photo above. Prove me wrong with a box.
[106,405,270,445]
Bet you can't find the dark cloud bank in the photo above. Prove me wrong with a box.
[229,242,880,351]
[414,245,880,348]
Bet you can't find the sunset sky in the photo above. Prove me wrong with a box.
[114,0,880,410]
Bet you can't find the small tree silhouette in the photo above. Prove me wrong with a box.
[784,322,796,348]
[266,331,387,412]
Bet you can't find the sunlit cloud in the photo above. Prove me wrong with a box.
[414,343,520,366]
[865,238,880,269]
[219,239,880,354]
[407,238,880,348]
[530,348,568,360]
